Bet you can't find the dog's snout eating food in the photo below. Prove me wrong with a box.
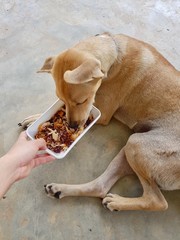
[35,106,94,153]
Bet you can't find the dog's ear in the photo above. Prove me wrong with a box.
[64,59,104,84]
[37,57,55,73]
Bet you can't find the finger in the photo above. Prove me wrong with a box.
[34,138,47,150]
[33,155,56,167]
[34,153,51,158]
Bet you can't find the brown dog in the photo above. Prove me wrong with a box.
[28,33,180,211]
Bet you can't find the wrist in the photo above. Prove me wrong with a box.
[0,154,18,198]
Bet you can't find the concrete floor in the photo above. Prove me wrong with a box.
[0,0,180,239]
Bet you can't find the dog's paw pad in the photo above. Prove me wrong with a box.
[54,191,61,199]
[44,183,63,199]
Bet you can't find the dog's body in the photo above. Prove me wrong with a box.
[31,33,180,211]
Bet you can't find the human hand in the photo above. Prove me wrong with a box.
[5,131,55,181]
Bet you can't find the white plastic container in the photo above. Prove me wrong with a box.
[26,99,101,159]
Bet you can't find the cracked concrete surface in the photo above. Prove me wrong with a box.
[0,0,180,239]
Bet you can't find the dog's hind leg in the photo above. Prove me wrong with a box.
[45,147,134,199]
[102,177,168,211]
[102,134,168,211]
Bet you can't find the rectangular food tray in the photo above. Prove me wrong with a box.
[26,99,101,159]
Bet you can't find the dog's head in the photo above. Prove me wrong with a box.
[38,49,104,128]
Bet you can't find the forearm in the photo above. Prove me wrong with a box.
[0,155,16,199]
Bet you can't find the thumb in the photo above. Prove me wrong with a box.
[19,131,28,140]
[34,138,47,150]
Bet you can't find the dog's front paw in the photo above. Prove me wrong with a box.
[18,113,42,129]
[102,193,121,211]
[44,183,66,199]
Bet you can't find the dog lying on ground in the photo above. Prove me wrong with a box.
[22,32,180,211]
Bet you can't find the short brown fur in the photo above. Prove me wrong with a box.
[37,33,180,211]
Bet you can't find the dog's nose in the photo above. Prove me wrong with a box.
[69,121,79,129]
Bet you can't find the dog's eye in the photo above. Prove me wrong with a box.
[76,99,88,106]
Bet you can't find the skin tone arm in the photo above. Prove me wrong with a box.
[0,131,55,199]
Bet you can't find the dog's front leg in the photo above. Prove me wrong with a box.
[95,92,118,125]
[45,148,134,199]
[18,114,42,129]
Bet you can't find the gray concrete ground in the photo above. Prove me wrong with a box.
[0,0,180,239]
